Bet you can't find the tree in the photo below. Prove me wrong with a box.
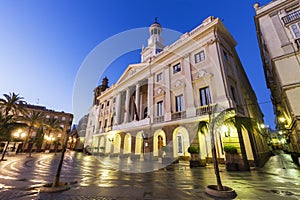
[0,112,27,161]
[22,111,45,157]
[53,140,61,155]
[0,92,26,116]
[44,117,63,152]
[206,106,236,192]
[0,92,27,161]
[52,128,71,188]
[35,126,46,152]
[223,115,257,171]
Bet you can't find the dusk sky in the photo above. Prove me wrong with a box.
[0,0,274,127]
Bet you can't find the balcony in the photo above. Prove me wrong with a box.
[171,111,186,120]
[112,118,150,131]
[196,105,214,116]
[154,116,164,124]
[282,10,300,25]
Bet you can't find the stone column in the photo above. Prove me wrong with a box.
[135,83,140,120]
[164,65,171,121]
[115,93,122,124]
[183,54,196,117]
[124,87,131,123]
[147,76,154,123]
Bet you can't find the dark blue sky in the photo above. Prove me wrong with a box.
[0,0,274,126]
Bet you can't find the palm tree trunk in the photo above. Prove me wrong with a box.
[1,141,9,161]
[52,130,69,187]
[210,125,223,191]
[237,128,250,171]
[28,142,33,157]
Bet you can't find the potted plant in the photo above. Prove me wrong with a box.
[188,146,204,167]
[223,144,240,171]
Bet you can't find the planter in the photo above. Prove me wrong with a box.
[225,153,243,171]
[291,152,300,166]
[39,182,70,193]
[205,185,237,198]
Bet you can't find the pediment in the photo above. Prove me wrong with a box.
[116,63,147,85]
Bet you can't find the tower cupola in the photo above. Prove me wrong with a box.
[141,18,165,62]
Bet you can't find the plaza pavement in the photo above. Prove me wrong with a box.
[0,150,299,200]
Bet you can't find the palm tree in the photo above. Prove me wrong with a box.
[206,106,235,192]
[22,111,45,157]
[0,112,27,161]
[0,92,26,116]
[52,129,70,188]
[35,126,46,152]
[44,117,63,152]
[223,115,257,171]
[53,140,61,155]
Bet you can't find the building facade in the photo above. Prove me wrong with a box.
[85,17,270,167]
[254,0,300,153]
[22,104,73,152]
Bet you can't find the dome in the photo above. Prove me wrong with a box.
[150,17,161,28]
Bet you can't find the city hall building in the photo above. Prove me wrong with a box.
[85,16,270,167]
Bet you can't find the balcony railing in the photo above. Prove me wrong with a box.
[282,10,300,25]
[196,105,214,116]
[171,111,186,120]
[154,116,164,124]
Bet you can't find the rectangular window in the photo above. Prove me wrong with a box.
[194,50,205,63]
[223,50,228,61]
[291,23,300,38]
[104,119,107,128]
[230,86,237,102]
[200,87,212,106]
[110,117,114,128]
[107,101,110,106]
[157,101,163,116]
[156,72,162,82]
[175,94,184,112]
[173,63,181,74]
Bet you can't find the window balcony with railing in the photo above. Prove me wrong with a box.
[171,111,186,120]
[282,10,300,25]
[154,116,164,124]
[196,104,214,116]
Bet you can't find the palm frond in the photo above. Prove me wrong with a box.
[198,121,209,134]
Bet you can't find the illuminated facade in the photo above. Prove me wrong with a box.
[254,0,300,153]
[85,17,270,167]
[23,104,73,152]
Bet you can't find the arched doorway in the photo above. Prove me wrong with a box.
[124,133,132,155]
[153,130,166,157]
[173,127,190,158]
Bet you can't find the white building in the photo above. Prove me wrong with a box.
[254,0,300,153]
[85,17,270,168]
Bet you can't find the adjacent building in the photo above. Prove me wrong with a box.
[21,104,73,152]
[85,17,270,167]
[254,0,300,153]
